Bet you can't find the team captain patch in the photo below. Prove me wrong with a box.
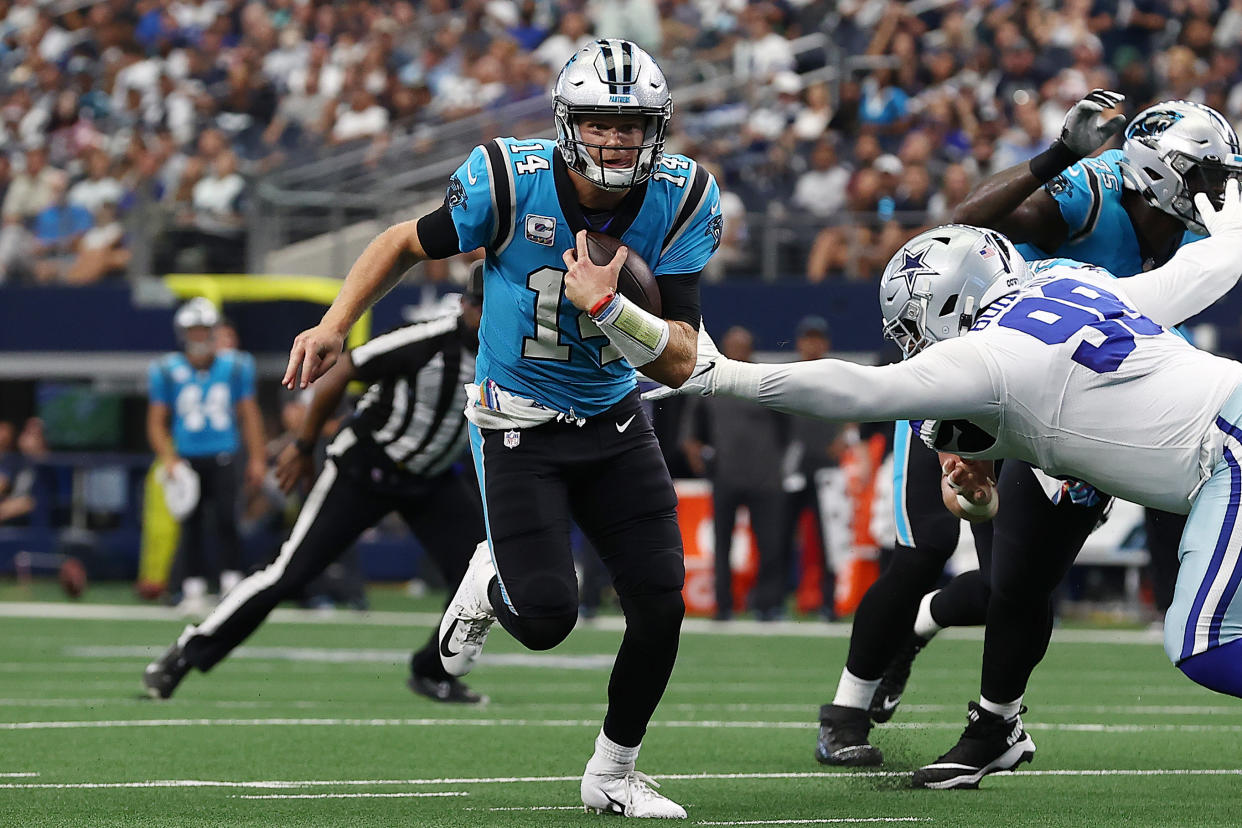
[525,214,557,246]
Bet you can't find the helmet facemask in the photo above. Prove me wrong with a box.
[1167,151,1242,234]
[554,101,670,191]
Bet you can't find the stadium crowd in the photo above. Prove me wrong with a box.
[0,0,1239,284]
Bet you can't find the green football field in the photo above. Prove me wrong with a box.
[2,584,1241,827]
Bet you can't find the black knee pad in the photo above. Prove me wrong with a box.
[511,611,578,651]
[620,588,685,633]
[610,545,685,598]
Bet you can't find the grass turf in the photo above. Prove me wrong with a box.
[2,584,1241,826]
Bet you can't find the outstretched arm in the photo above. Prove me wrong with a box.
[1117,180,1242,327]
[648,327,1001,425]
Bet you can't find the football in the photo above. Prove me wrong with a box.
[583,231,662,317]
[59,556,87,599]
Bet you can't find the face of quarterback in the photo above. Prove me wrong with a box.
[577,113,647,175]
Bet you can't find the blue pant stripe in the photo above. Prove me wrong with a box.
[468,423,515,614]
[1182,436,1242,661]
[1209,447,1242,649]
[892,420,913,548]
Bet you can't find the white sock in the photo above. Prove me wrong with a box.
[913,590,943,640]
[586,729,640,774]
[831,667,881,710]
[182,577,207,599]
[979,695,1022,719]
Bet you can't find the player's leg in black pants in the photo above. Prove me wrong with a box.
[747,487,789,619]
[179,458,395,672]
[978,462,1108,705]
[844,439,962,681]
[924,513,996,629]
[711,482,743,617]
[818,433,968,765]
[568,398,683,749]
[398,468,486,683]
[1145,508,1187,618]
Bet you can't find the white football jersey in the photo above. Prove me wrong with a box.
[733,254,1242,514]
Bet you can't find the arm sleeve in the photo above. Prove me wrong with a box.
[416,202,462,260]
[446,144,500,253]
[232,353,256,402]
[655,170,723,277]
[147,361,169,405]
[713,337,1001,424]
[658,270,702,327]
[1109,231,1242,327]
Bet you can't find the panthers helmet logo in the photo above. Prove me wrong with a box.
[446,175,467,210]
[1126,110,1184,143]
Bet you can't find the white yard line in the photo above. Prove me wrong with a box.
[4,716,1241,734]
[5,769,1242,791]
[0,602,1166,645]
[696,820,932,826]
[0,772,38,778]
[64,646,616,670]
[234,791,468,800]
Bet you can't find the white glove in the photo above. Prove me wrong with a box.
[642,325,723,401]
[1059,89,1126,157]
[1195,177,1242,237]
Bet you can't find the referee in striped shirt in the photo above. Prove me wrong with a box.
[143,265,487,704]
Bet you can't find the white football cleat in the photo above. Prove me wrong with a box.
[582,770,687,819]
[437,541,497,676]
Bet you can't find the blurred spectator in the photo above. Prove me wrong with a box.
[68,150,125,214]
[329,89,390,146]
[590,0,662,56]
[792,138,851,218]
[681,326,788,621]
[0,418,46,525]
[64,201,129,284]
[533,11,594,69]
[927,163,974,225]
[31,170,93,283]
[188,150,247,272]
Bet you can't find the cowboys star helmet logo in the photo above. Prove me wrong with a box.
[446,174,467,210]
[886,247,938,299]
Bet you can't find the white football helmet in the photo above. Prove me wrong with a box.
[1119,101,1242,235]
[552,39,672,191]
[174,297,220,334]
[879,225,1028,358]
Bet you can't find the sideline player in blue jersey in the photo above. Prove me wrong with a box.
[283,40,721,818]
[814,93,1242,773]
[147,298,267,613]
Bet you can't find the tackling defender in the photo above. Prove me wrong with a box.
[284,40,721,818]
[811,93,1242,768]
[649,179,1242,788]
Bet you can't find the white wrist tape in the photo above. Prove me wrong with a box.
[590,293,670,368]
[955,489,998,521]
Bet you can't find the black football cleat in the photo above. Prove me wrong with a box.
[869,633,929,723]
[408,674,489,705]
[911,702,1036,789]
[815,704,883,766]
[142,642,191,700]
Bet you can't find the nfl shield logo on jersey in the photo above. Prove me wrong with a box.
[504,429,521,449]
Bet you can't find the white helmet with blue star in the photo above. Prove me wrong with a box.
[879,225,1028,358]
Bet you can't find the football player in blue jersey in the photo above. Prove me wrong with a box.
[811,93,1242,781]
[283,40,721,818]
[148,298,267,614]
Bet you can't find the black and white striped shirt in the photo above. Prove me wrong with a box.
[329,308,475,479]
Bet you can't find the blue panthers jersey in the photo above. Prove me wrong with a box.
[446,137,722,416]
[148,350,255,457]
[1014,149,1202,277]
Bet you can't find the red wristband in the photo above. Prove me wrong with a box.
[589,292,617,317]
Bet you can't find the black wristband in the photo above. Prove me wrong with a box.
[294,438,316,456]
[1028,140,1082,185]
